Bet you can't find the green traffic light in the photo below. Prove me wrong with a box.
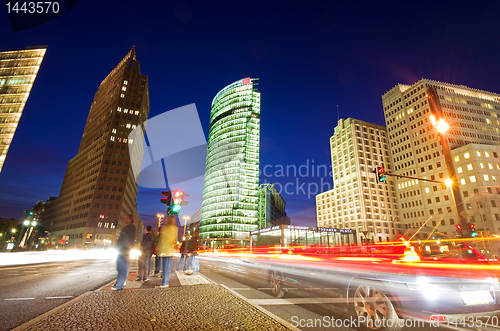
[29,211,34,215]
[471,232,478,237]
[172,205,181,212]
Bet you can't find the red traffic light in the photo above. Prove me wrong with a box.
[377,166,385,174]
[470,223,475,229]
[455,224,462,230]
[174,190,183,198]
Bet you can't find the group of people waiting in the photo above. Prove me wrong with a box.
[112,214,200,290]
[137,216,201,288]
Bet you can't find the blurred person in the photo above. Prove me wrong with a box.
[186,230,200,275]
[157,216,178,288]
[136,225,154,281]
[112,214,136,290]
[152,227,161,276]
[176,239,189,272]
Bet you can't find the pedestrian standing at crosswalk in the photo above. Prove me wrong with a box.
[157,216,178,288]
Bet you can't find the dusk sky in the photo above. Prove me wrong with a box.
[1,0,499,228]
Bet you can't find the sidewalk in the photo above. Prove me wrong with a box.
[13,257,294,331]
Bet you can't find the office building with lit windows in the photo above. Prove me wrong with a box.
[382,79,500,238]
[0,47,46,174]
[257,183,290,229]
[200,78,260,247]
[316,118,400,243]
[45,47,149,248]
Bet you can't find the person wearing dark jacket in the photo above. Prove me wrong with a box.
[186,230,200,275]
[136,225,154,281]
[176,239,189,272]
[112,214,136,290]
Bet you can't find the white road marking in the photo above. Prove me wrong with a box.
[257,287,272,290]
[231,288,251,290]
[249,298,345,305]
[5,298,35,301]
[46,296,74,299]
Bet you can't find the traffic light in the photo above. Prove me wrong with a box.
[455,224,461,230]
[470,224,477,237]
[170,190,184,215]
[375,166,386,183]
[161,190,172,206]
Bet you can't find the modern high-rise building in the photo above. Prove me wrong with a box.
[257,183,290,229]
[382,79,500,238]
[0,47,46,174]
[200,78,261,246]
[45,47,149,248]
[316,118,400,243]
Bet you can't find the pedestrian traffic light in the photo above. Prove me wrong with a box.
[161,190,172,206]
[168,190,184,216]
[375,166,386,183]
[470,224,477,237]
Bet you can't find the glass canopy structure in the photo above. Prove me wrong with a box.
[200,78,261,246]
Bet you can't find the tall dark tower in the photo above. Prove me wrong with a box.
[45,47,149,248]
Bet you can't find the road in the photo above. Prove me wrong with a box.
[0,259,117,331]
[198,257,500,331]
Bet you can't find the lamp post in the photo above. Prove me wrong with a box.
[156,213,164,229]
[427,88,470,237]
[182,216,190,240]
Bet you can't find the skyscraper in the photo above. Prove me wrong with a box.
[382,79,500,237]
[0,47,46,174]
[316,118,400,243]
[200,78,260,246]
[45,47,149,248]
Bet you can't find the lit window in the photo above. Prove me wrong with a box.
[493,175,497,182]
[112,129,116,133]
[120,93,124,98]
[117,107,122,112]
[425,188,430,193]
[126,124,131,128]
[135,111,139,115]
[457,167,463,173]
[124,109,128,114]
[132,125,136,129]
[464,153,470,159]
[460,179,466,185]
[124,80,128,85]
[110,136,115,141]
[469,176,476,183]
[117,138,122,142]
[129,139,134,144]
[485,151,490,157]
[123,139,127,143]
[105,223,109,228]
[467,164,473,170]
[484,175,489,181]
[488,163,493,169]
[477,151,481,157]
[480,163,484,169]
[122,86,126,91]
[454,156,460,162]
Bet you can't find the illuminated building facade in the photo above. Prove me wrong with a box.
[200,78,260,246]
[258,183,290,229]
[45,47,149,248]
[382,79,500,238]
[0,47,46,174]
[316,118,400,243]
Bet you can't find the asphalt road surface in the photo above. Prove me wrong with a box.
[0,259,117,331]
[198,257,500,331]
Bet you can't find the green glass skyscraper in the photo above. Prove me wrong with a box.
[200,78,260,246]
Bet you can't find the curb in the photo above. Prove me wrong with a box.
[11,291,94,331]
[220,284,301,331]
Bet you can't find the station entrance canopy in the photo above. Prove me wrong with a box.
[250,224,356,248]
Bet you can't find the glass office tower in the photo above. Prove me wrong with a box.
[200,78,261,247]
[0,47,46,174]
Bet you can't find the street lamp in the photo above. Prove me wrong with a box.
[182,216,190,241]
[11,229,16,233]
[427,87,469,237]
[23,220,30,226]
[156,213,164,229]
